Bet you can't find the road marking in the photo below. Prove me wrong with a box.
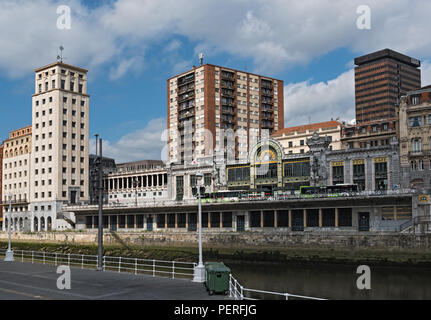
[0,287,50,300]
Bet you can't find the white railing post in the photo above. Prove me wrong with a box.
[153,259,155,277]
[68,253,70,266]
[43,252,45,264]
[172,261,175,279]
[285,293,289,300]
[21,251,24,262]
[119,257,122,273]
[229,275,232,298]
[32,251,34,264]
[240,285,244,300]
[103,256,105,271]
[135,258,138,275]
[55,253,58,266]
[81,255,84,269]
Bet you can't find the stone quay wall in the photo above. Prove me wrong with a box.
[1,230,430,250]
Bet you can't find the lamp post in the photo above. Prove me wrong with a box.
[4,194,14,261]
[95,134,104,271]
[193,172,205,282]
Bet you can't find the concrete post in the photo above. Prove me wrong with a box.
[319,208,322,228]
[335,208,339,227]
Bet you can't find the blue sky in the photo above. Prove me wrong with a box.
[1,0,431,162]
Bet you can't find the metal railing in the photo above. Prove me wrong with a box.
[229,274,327,300]
[64,189,418,211]
[0,249,196,280]
[399,215,431,232]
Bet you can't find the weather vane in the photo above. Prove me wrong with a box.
[57,46,64,63]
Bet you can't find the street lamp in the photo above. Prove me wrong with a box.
[4,194,14,261]
[193,171,205,282]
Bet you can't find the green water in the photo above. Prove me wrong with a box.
[227,261,431,300]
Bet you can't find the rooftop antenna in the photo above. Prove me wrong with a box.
[199,53,204,66]
[57,46,64,63]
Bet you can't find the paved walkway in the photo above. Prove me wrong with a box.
[0,261,228,300]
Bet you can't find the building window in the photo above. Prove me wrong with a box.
[412,138,422,152]
[410,116,422,127]
[412,95,420,105]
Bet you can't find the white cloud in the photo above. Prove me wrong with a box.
[2,0,431,78]
[109,56,143,80]
[284,70,355,127]
[93,118,167,163]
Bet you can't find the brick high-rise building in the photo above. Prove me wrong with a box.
[355,49,421,123]
[167,64,284,164]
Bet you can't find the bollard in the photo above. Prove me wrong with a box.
[172,261,175,279]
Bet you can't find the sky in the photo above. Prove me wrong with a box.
[1,0,431,162]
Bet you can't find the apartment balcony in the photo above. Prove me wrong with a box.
[222,107,235,116]
[179,121,195,130]
[179,110,195,120]
[261,89,273,97]
[178,75,195,86]
[178,92,195,103]
[261,113,274,120]
[178,84,195,94]
[261,120,274,128]
[261,82,273,89]
[221,72,235,81]
[221,90,235,98]
[179,102,195,111]
[221,82,234,89]
[261,105,273,112]
[261,98,273,104]
[221,100,235,107]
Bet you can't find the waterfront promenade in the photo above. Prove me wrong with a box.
[0,261,224,300]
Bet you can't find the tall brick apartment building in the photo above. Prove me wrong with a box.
[355,49,421,123]
[167,64,284,163]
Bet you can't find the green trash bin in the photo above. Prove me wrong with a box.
[205,262,231,295]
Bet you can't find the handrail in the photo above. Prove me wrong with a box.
[63,189,419,211]
[0,249,196,280]
[228,274,327,300]
[399,215,431,232]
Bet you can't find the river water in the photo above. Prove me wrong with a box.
[226,261,431,300]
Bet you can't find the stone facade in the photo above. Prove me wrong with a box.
[399,86,431,192]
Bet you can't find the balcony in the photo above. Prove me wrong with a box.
[179,110,195,120]
[178,84,195,94]
[261,89,273,97]
[221,72,235,81]
[221,82,234,89]
[222,107,235,116]
[261,98,273,104]
[221,90,235,98]
[178,74,195,86]
[179,102,195,111]
[261,82,272,89]
[0,198,29,206]
[178,92,195,103]
[261,121,274,128]
[261,113,274,120]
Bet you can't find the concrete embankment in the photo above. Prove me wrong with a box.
[1,230,431,266]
